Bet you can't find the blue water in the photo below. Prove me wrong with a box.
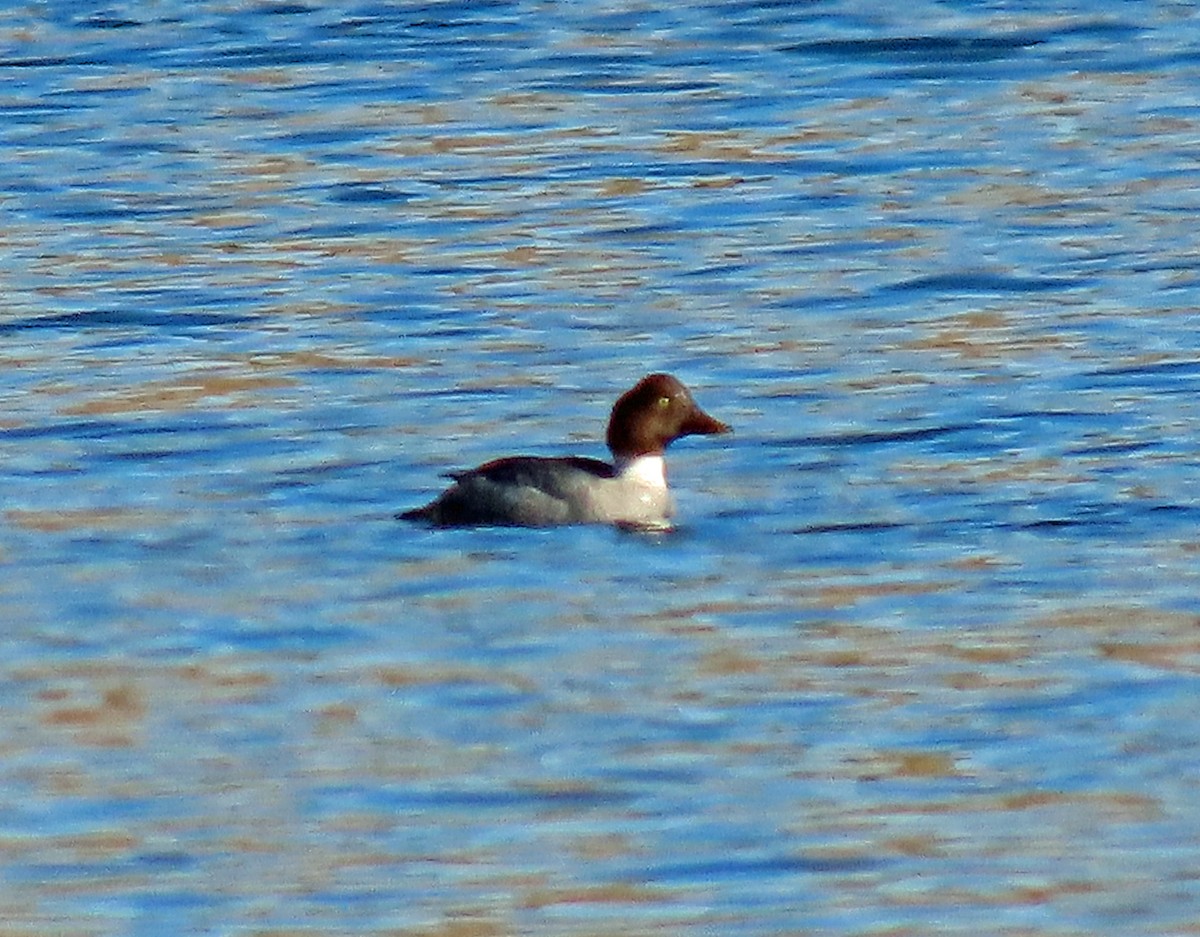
[3,2,1200,934]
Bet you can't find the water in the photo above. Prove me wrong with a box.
[2,2,1200,934]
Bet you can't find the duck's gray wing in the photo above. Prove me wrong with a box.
[407,456,614,527]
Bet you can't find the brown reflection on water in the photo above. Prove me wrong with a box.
[7,507,175,534]
[61,371,296,417]
[38,683,146,749]
[807,576,959,608]
[520,881,677,912]
[854,749,966,780]
[1044,606,1200,675]
[243,350,423,372]
[25,660,276,716]
[376,664,537,695]
[20,349,426,429]
[903,309,1075,361]
[1100,635,1200,674]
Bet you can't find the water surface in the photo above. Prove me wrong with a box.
[2,2,1200,935]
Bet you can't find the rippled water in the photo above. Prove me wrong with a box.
[3,2,1200,934]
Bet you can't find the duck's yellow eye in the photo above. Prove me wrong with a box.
[658,396,671,408]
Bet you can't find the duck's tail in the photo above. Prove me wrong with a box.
[396,504,434,523]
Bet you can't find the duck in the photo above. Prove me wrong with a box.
[399,373,731,528]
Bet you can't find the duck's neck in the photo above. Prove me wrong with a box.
[614,453,667,489]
